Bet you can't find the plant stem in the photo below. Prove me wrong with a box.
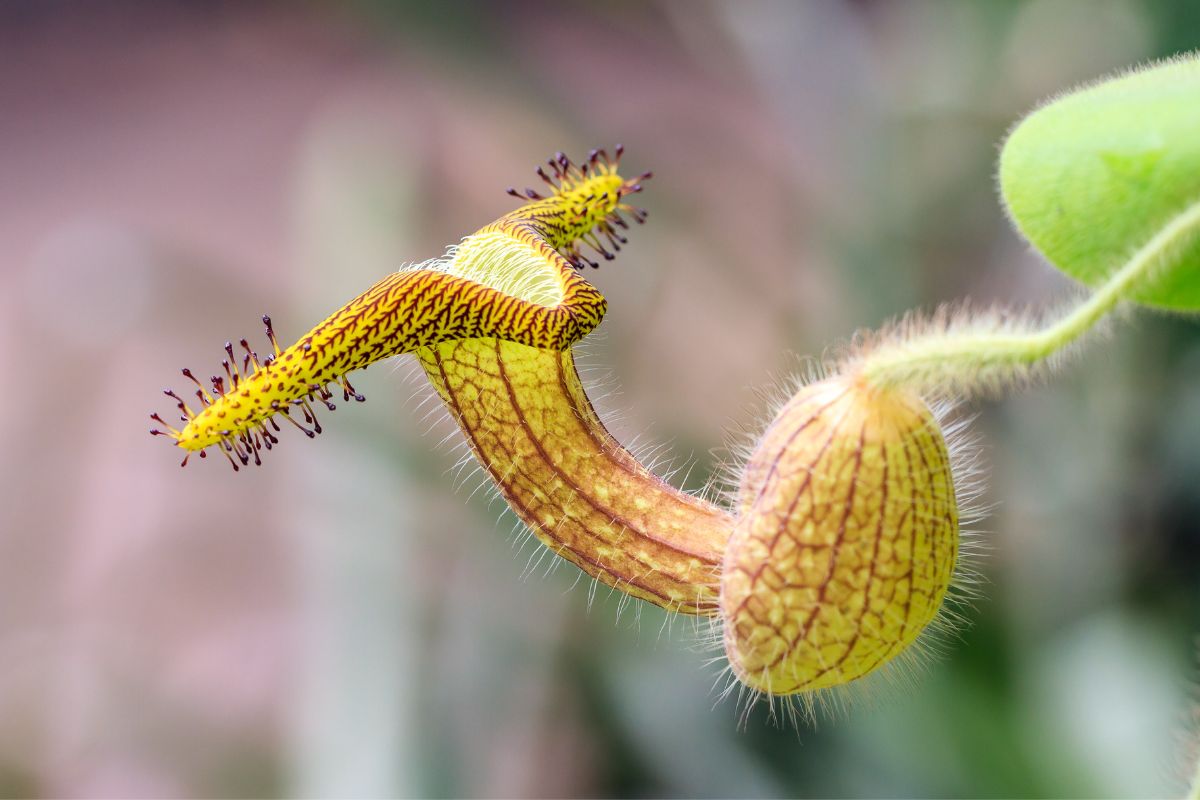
[860,199,1200,393]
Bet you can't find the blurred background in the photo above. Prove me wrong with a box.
[1,0,1199,796]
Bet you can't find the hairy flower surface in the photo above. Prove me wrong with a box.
[152,148,969,704]
[720,375,958,694]
[419,339,731,613]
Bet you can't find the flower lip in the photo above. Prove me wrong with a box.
[150,148,646,470]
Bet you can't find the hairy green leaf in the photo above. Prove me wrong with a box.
[999,54,1200,310]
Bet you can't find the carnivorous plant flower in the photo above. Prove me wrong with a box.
[149,52,1200,724]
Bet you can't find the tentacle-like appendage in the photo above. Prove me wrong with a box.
[152,148,645,466]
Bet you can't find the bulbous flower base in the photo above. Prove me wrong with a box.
[720,375,959,695]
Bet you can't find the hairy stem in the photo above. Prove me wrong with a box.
[859,199,1200,394]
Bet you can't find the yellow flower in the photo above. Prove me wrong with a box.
[153,150,977,712]
[152,148,647,470]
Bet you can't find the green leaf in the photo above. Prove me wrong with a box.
[999,54,1200,310]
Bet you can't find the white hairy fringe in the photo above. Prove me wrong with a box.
[392,231,567,308]
[439,231,564,306]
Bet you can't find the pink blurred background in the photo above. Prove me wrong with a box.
[2,2,1199,797]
